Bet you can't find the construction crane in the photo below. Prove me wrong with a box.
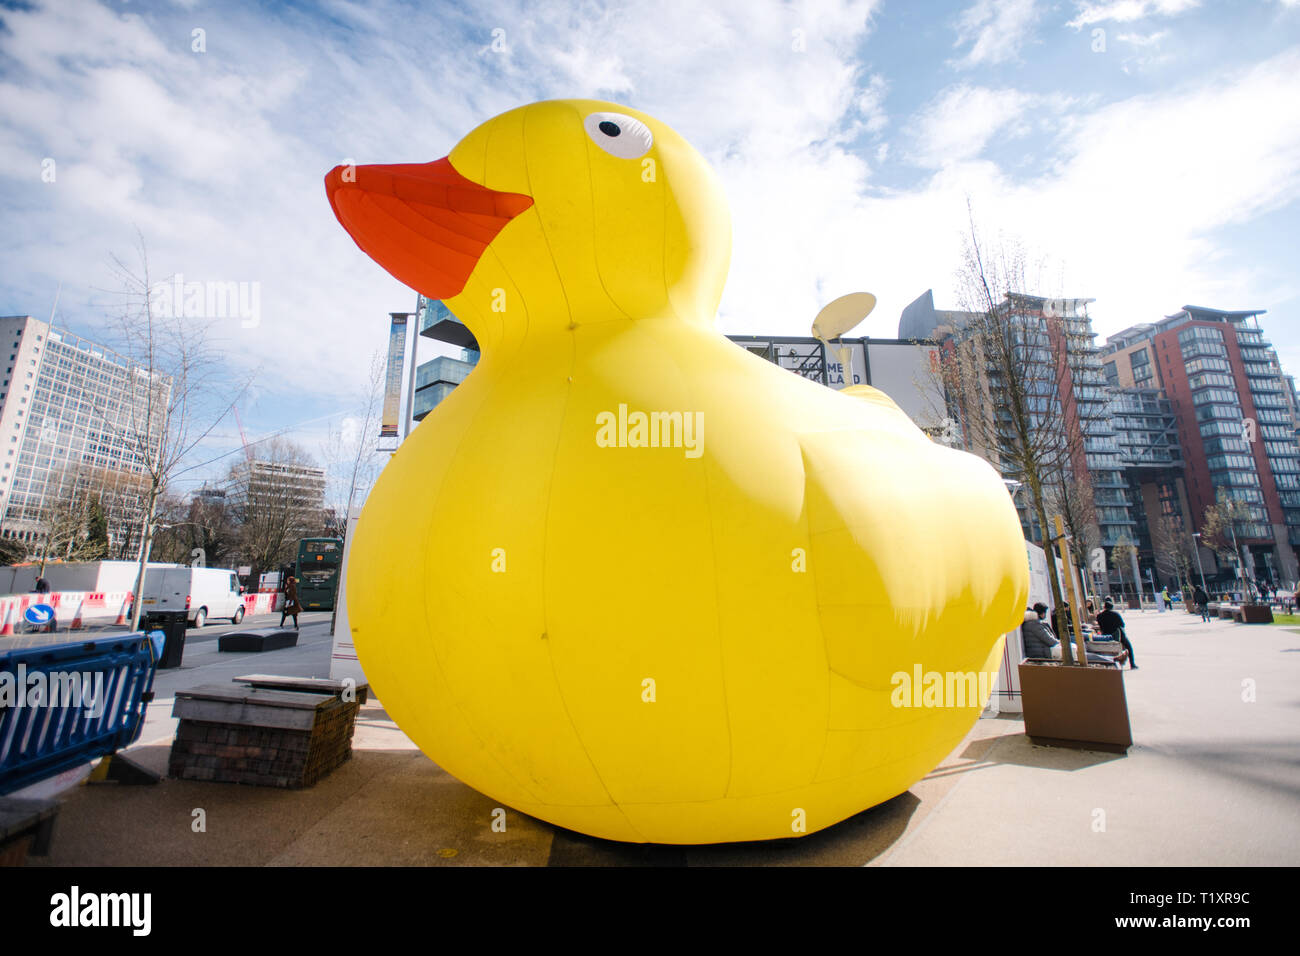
[233,405,253,463]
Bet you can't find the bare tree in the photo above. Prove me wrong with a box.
[1048,472,1098,574]
[1111,534,1138,602]
[147,494,192,565]
[1150,510,1194,592]
[106,235,250,631]
[1201,489,1252,592]
[228,437,325,583]
[152,491,237,569]
[932,207,1096,660]
[321,351,384,540]
[31,467,115,570]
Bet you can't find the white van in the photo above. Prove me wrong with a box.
[141,566,245,628]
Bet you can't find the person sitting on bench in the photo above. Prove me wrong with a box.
[1021,604,1058,659]
[1095,598,1137,670]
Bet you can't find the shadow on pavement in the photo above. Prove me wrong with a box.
[543,791,921,867]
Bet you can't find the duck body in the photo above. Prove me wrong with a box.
[331,99,1028,844]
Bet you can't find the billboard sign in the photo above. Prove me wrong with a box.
[379,314,408,450]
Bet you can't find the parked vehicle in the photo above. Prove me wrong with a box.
[141,566,245,628]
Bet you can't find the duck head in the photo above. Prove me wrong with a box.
[326,99,731,351]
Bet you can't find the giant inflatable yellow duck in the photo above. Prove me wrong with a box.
[326,99,1028,844]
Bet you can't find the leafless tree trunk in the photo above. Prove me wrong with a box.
[932,204,1097,661]
[321,351,384,540]
[107,234,251,631]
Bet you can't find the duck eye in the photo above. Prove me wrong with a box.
[584,111,653,159]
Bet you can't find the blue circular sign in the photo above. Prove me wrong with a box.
[25,604,55,625]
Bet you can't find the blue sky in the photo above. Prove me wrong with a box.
[1,0,1298,492]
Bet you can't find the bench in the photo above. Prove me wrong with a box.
[0,796,59,866]
[169,683,359,788]
[232,674,369,704]
[217,628,299,653]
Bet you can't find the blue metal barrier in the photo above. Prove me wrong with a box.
[0,631,165,795]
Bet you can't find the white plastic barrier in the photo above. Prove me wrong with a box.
[243,592,284,615]
[991,626,1025,714]
[0,588,284,634]
[0,590,134,634]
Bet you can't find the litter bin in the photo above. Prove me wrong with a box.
[145,610,189,669]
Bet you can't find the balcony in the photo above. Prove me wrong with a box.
[419,299,478,349]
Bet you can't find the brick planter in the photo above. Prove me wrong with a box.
[169,685,359,788]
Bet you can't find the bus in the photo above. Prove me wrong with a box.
[296,537,344,611]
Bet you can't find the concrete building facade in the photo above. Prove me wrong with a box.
[0,315,170,556]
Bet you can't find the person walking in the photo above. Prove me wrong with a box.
[279,574,302,630]
[1161,586,1172,610]
[1096,598,1137,669]
[1193,584,1211,622]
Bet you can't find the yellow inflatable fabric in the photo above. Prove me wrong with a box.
[326,99,1029,844]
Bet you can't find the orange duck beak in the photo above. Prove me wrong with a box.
[324,157,533,300]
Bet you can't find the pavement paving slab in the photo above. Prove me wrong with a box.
[23,608,1300,866]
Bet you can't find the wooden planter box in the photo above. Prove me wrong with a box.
[1018,660,1132,753]
[1235,604,1274,624]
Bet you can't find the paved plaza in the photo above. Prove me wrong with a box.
[27,608,1300,866]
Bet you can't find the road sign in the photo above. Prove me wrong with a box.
[25,604,55,625]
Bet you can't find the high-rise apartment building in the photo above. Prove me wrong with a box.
[1103,307,1300,586]
[898,291,1141,554]
[1107,387,1192,583]
[0,315,170,556]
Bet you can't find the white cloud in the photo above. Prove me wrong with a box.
[0,0,888,467]
[908,85,1036,168]
[1065,0,1199,29]
[857,74,890,135]
[900,47,1300,341]
[952,0,1042,68]
[1116,29,1169,45]
[1,0,1298,478]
